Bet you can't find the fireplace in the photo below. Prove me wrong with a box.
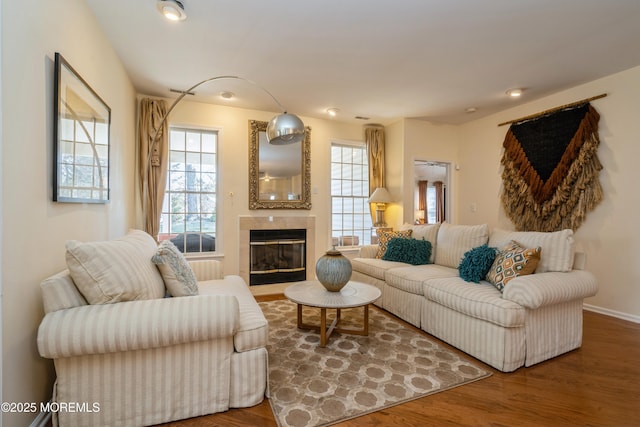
[249,229,306,285]
[239,216,315,286]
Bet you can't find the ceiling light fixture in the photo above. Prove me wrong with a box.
[326,108,339,117]
[220,91,234,100]
[157,0,187,21]
[506,88,523,98]
[465,107,477,113]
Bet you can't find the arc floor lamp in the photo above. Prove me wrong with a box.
[148,75,305,158]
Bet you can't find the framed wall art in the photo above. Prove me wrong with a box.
[53,52,111,203]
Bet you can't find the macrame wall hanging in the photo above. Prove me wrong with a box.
[498,95,606,232]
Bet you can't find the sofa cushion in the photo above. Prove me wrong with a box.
[351,257,410,281]
[198,275,268,352]
[382,238,432,265]
[435,223,489,269]
[375,229,413,258]
[65,230,166,304]
[385,264,459,295]
[423,277,525,328]
[399,223,440,262]
[489,228,574,273]
[486,241,541,292]
[458,244,499,283]
[152,240,199,297]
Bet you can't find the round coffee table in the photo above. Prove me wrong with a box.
[284,280,382,347]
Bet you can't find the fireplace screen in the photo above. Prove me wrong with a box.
[250,229,306,285]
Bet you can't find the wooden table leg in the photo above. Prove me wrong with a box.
[320,308,327,347]
[363,304,369,336]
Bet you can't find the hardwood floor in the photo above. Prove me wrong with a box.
[163,295,640,427]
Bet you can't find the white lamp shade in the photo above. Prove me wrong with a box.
[368,187,392,204]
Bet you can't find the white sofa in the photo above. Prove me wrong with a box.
[37,231,268,426]
[351,223,598,372]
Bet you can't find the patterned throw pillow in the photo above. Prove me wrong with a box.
[382,238,432,265]
[152,240,199,297]
[376,229,412,258]
[458,244,499,283]
[486,240,541,292]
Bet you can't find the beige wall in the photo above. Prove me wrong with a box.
[456,65,640,321]
[1,0,137,424]
[163,100,367,276]
[401,119,461,225]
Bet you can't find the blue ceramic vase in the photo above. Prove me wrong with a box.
[315,247,352,292]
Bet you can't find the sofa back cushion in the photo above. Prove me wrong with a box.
[399,223,440,263]
[435,223,489,269]
[66,230,166,304]
[488,228,574,273]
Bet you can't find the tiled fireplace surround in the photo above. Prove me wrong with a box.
[239,216,316,286]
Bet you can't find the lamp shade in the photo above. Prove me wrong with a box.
[368,187,392,204]
[266,113,305,145]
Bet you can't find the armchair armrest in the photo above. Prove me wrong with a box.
[38,294,239,359]
[189,259,224,281]
[502,270,598,309]
[358,244,379,259]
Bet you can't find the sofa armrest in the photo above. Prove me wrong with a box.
[38,294,239,359]
[502,270,598,309]
[189,259,224,281]
[358,244,379,259]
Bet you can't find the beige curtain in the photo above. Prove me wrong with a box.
[433,180,444,223]
[366,126,385,223]
[418,180,428,223]
[138,98,169,240]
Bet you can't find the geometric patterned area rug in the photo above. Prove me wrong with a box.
[260,299,492,427]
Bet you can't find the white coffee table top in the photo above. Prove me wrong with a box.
[284,280,381,309]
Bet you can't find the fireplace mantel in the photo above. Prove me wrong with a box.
[239,216,316,285]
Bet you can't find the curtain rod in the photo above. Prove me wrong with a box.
[497,93,607,127]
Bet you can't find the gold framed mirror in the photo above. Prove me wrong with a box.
[249,120,311,209]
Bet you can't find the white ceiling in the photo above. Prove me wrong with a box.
[85,0,640,125]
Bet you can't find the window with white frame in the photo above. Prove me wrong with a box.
[331,141,373,246]
[158,127,217,253]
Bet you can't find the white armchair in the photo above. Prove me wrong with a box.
[38,251,268,426]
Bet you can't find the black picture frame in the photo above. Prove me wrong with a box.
[53,52,111,203]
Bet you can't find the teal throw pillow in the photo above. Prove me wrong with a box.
[382,238,432,265]
[458,244,499,283]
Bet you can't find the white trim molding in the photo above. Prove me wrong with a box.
[584,304,640,324]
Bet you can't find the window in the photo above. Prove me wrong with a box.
[331,142,373,246]
[426,186,437,224]
[158,127,217,253]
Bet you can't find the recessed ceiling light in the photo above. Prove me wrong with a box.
[465,107,477,113]
[157,0,187,21]
[220,91,234,100]
[326,108,340,117]
[506,88,523,98]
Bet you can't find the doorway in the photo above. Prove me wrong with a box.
[413,160,451,224]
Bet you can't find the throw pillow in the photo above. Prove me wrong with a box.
[382,238,432,265]
[458,244,499,283]
[486,240,541,292]
[152,240,199,297]
[399,223,440,263]
[375,229,413,258]
[65,230,166,304]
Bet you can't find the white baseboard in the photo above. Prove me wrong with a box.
[584,303,640,324]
